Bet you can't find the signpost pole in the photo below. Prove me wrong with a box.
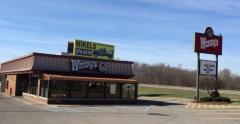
[216,55,218,80]
[196,53,200,102]
[215,55,218,91]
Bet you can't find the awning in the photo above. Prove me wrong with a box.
[43,74,137,83]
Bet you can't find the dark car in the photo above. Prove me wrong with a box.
[93,48,113,59]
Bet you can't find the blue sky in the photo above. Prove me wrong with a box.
[0,0,240,74]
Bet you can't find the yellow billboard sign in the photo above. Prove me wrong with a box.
[73,39,114,60]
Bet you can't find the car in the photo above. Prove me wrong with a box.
[93,48,113,59]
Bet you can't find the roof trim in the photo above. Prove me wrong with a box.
[1,53,34,65]
[43,74,137,83]
[1,52,134,65]
[0,70,35,75]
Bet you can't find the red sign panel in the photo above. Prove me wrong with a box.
[195,27,222,55]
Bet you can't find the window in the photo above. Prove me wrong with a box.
[122,84,136,99]
[50,80,69,99]
[70,81,87,99]
[105,83,120,99]
[88,82,104,99]
[21,75,30,93]
[40,81,44,97]
[44,81,49,97]
[39,80,49,97]
[29,78,38,95]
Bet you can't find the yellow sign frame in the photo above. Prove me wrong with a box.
[73,39,114,60]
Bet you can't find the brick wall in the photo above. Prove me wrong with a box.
[6,75,17,96]
[22,93,48,104]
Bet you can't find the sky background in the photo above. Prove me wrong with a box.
[0,0,239,74]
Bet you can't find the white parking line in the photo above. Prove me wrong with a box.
[144,105,152,112]
[210,104,213,109]
[192,103,196,108]
[203,104,206,109]
[185,103,191,109]
[198,104,201,109]
[227,105,232,109]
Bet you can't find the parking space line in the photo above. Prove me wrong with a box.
[227,105,232,108]
[220,105,224,108]
[144,105,152,112]
[204,104,207,109]
[197,103,200,109]
[192,103,196,109]
[185,103,192,109]
[210,104,213,109]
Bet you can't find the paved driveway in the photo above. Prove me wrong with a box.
[0,93,239,124]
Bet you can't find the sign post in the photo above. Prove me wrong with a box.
[215,55,218,91]
[196,53,200,101]
[194,27,222,102]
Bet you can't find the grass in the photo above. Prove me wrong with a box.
[139,86,208,99]
[139,86,240,104]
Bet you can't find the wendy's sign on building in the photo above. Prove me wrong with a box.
[195,27,222,55]
[70,59,107,73]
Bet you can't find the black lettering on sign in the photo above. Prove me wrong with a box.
[76,41,97,50]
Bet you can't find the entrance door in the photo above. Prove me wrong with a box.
[15,75,23,96]
[88,82,105,99]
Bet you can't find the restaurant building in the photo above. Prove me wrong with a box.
[0,40,138,104]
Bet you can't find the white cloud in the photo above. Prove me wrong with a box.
[0,48,27,63]
[133,0,240,16]
[19,39,66,46]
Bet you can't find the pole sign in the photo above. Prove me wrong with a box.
[200,60,217,76]
[195,27,222,55]
[194,27,223,102]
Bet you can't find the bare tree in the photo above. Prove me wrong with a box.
[133,62,240,90]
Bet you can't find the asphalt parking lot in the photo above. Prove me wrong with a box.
[0,93,240,124]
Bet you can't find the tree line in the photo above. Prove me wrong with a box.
[133,62,240,90]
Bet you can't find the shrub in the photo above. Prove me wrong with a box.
[212,97,231,103]
[200,96,231,103]
[200,97,212,102]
